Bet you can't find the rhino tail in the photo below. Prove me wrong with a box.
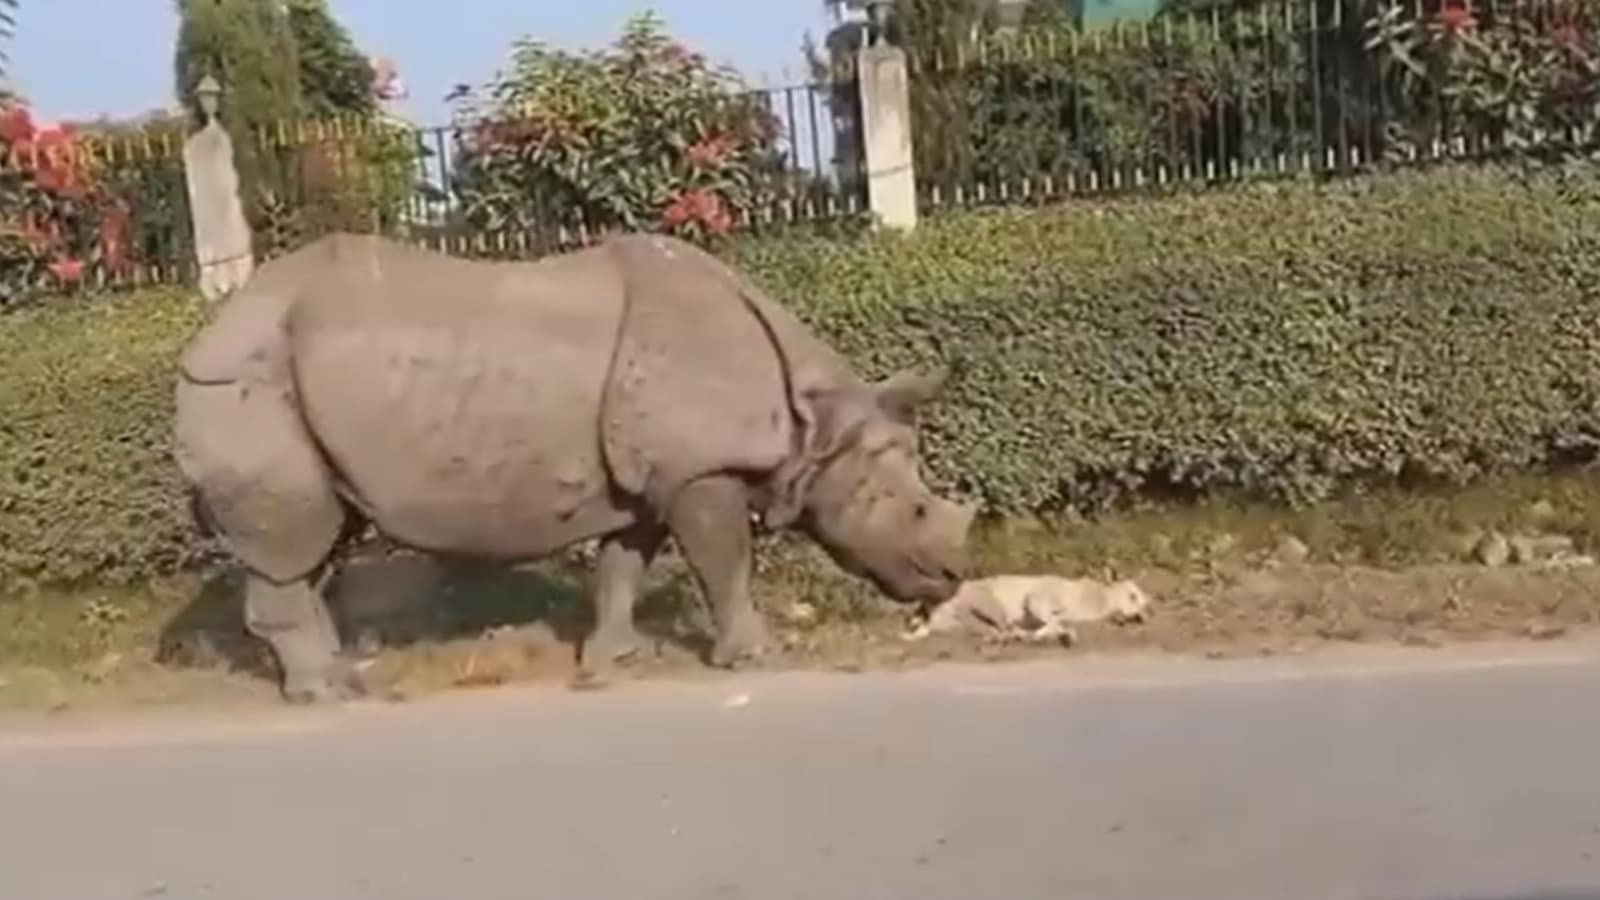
[185,485,218,540]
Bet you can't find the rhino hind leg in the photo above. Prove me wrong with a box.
[175,378,355,703]
[667,475,773,669]
[578,522,666,680]
[245,574,363,704]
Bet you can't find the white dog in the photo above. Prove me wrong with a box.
[905,575,1152,644]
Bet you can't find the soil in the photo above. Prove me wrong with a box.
[5,552,1596,719]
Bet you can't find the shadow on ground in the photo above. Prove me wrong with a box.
[153,551,717,692]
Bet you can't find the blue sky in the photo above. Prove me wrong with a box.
[10,1,835,124]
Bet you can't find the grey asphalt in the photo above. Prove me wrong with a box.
[3,641,1600,900]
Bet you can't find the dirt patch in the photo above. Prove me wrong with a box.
[8,469,1600,716]
[5,554,1597,717]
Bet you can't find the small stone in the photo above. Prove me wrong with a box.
[781,601,818,626]
[1445,529,1486,561]
[353,630,383,658]
[1473,531,1511,568]
[1508,535,1537,566]
[1527,499,1558,524]
[1526,623,1568,641]
[1532,534,1577,560]
[81,652,122,684]
[1206,533,1239,559]
[1274,535,1311,565]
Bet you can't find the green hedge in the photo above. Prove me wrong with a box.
[5,162,1600,588]
[734,163,1600,513]
[1,290,208,588]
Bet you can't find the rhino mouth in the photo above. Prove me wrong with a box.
[855,566,933,606]
[907,561,963,605]
[808,534,959,604]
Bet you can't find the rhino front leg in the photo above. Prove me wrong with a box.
[668,475,773,669]
[245,572,363,705]
[579,523,665,676]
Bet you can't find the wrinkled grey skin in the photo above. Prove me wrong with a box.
[173,232,975,704]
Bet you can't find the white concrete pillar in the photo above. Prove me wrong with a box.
[182,75,256,302]
[857,45,918,231]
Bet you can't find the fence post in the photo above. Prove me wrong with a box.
[182,75,256,302]
[856,43,918,231]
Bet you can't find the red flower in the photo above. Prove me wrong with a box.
[703,200,732,235]
[47,256,84,283]
[13,123,85,196]
[0,105,34,145]
[662,193,694,227]
[370,56,407,102]
[661,188,733,235]
[98,201,132,274]
[1551,22,1583,53]
[32,161,81,196]
[684,134,734,169]
[1437,2,1476,36]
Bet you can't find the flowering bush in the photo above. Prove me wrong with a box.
[449,12,786,244]
[1368,0,1600,155]
[0,104,137,305]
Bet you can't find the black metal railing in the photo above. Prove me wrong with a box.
[907,0,1600,208]
[244,76,868,262]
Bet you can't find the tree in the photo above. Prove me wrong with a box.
[172,0,422,257]
[173,0,302,131]
[0,0,17,98]
[284,0,377,117]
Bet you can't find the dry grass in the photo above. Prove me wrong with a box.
[5,468,1600,715]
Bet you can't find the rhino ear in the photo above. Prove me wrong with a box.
[875,368,948,426]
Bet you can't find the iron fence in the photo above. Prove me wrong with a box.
[0,76,866,306]
[5,0,1595,305]
[0,130,194,305]
[909,0,1600,209]
[245,76,868,262]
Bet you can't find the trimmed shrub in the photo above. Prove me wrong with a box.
[4,162,1600,588]
[0,289,208,589]
[730,162,1600,513]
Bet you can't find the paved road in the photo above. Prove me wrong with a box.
[3,641,1600,900]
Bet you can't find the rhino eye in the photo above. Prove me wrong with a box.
[913,503,928,521]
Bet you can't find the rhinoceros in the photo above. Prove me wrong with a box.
[173,231,975,703]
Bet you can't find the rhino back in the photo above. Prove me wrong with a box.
[286,241,635,558]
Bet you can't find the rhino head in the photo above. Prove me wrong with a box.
[765,369,975,606]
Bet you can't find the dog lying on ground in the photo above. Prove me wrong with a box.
[903,575,1152,644]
